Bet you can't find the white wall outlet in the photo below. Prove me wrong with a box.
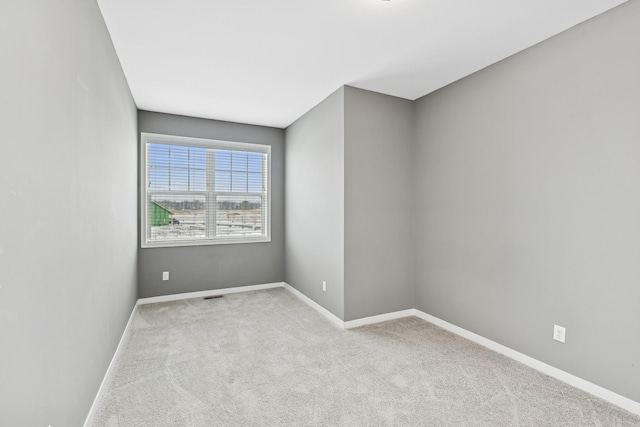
[162,271,169,281]
[322,281,327,292]
[553,324,566,343]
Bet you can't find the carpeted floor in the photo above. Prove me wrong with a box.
[91,288,640,426]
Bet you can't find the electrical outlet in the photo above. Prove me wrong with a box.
[162,271,169,281]
[322,281,327,292]
[553,324,566,343]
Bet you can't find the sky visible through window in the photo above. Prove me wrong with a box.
[148,144,264,194]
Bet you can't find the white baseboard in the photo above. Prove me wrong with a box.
[281,283,415,330]
[137,282,285,305]
[83,302,138,427]
[413,309,640,416]
[283,282,345,329]
[343,309,415,329]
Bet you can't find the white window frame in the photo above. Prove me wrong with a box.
[140,132,271,248]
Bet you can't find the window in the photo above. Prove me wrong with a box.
[141,133,270,248]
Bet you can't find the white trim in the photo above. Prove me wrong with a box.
[413,309,640,416]
[281,284,413,330]
[137,282,284,305]
[343,309,415,329]
[283,283,345,329]
[141,132,271,152]
[83,303,138,427]
[141,237,272,249]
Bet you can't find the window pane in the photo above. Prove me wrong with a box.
[168,145,190,169]
[148,144,169,167]
[247,152,264,173]
[190,168,206,191]
[231,172,248,192]
[149,195,206,242]
[231,151,248,172]
[248,173,263,192]
[169,167,189,191]
[148,144,209,191]
[149,166,169,190]
[189,147,206,170]
[215,170,231,192]
[216,195,263,239]
[215,150,231,171]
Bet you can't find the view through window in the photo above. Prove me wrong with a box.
[141,133,270,247]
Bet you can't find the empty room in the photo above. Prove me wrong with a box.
[2,0,640,425]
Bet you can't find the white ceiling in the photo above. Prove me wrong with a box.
[97,0,626,128]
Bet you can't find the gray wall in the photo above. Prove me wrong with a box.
[344,87,414,321]
[285,88,345,319]
[414,1,640,403]
[138,111,285,298]
[0,0,138,425]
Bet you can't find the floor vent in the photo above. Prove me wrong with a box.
[204,295,224,300]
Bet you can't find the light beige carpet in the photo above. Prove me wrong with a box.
[91,288,640,426]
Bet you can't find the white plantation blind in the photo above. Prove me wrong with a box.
[141,133,270,247]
